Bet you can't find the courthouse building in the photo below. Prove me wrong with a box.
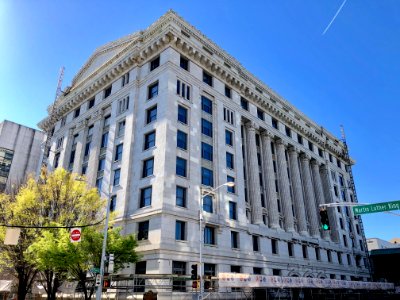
[39,11,371,283]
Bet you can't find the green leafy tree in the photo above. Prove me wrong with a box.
[0,168,103,300]
[28,226,139,300]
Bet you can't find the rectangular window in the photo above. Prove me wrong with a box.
[253,267,262,275]
[327,250,332,263]
[144,131,156,150]
[177,130,188,150]
[225,130,233,146]
[60,116,67,127]
[201,119,213,137]
[343,235,348,247]
[337,252,342,264]
[117,119,126,137]
[121,72,129,87]
[226,152,234,169]
[253,236,260,252]
[288,242,294,257]
[88,98,95,109]
[87,125,94,137]
[115,143,123,161]
[146,105,157,124]
[180,56,189,71]
[147,82,158,99]
[203,70,213,86]
[201,142,213,161]
[231,265,241,273]
[172,261,186,292]
[227,176,235,193]
[104,86,112,98]
[118,96,129,114]
[96,177,102,192]
[101,132,109,148]
[297,134,303,144]
[204,226,215,245]
[150,56,160,71]
[74,107,80,118]
[142,157,154,178]
[229,201,237,220]
[176,186,187,207]
[272,118,278,129]
[110,195,117,212]
[285,126,291,137]
[201,167,213,187]
[178,105,188,124]
[302,245,308,259]
[347,254,352,265]
[257,108,264,120]
[223,107,235,125]
[315,248,321,261]
[113,168,121,186]
[271,239,278,254]
[53,153,60,168]
[84,142,91,158]
[204,264,216,277]
[225,85,231,98]
[140,187,152,208]
[176,157,187,177]
[176,79,191,101]
[175,220,186,240]
[240,97,248,110]
[138,221,149,240]
[98,158,106,172]
[318,148,324,157]
[231,231,239,249]
[203,195,213,213]
[308,141,314,151]
[104,115,111,128]
[201,96,213,114]
[272,269,281,276]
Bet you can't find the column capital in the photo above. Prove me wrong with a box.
[288,145,300,154]
[245,121,258,131]
[300,153,311,161]
[260,129,274,139]
[275,138,288,147]
[310,159,322,167]
[91,109,104,121]
[68,127,75,137]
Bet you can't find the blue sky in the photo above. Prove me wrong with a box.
[0,1,399,240]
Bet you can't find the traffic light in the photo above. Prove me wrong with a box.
[319,208,330,230]
[191,264,198,280]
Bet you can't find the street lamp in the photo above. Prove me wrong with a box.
[96,184,112,300]
[198,181,235,300]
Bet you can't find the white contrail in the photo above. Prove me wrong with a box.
[322,0,348,35]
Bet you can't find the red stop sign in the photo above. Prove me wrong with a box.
[70,228,81,242]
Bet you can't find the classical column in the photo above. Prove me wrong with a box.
[245,123,263,224]
[320,164,339,242]
[260,131,280,229]
[275,139,295,232]
[87,110,104,187]
[60,129,74,170]
[299,154,320,238]
[311,160,330,240]
[288,147,308,236]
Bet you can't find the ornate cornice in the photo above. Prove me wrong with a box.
[38,10,347,160]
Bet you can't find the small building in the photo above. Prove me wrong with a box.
[0,120,45,192]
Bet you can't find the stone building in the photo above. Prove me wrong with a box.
[0,120,44,192]
[38,10,371,285]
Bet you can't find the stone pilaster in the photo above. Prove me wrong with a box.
[288,147,308,236]
[275,139,295,232]
[260,131,280,229]
[245,123,263,224]
[299,154,320,238]
[311,160,330,240]
[87,111,103,187]
[60,129,74,170]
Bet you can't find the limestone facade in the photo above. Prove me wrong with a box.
[39,11,370,281]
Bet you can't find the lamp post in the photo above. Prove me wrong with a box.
[198,181,235,300]
[96,185,112,300]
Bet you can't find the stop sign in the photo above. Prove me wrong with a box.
[70,228,81,243]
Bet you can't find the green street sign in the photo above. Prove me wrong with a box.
[352,200,400,215]
[90,267,100,274]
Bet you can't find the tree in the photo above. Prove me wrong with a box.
[0,168,104,300]
[28,226,139,300]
